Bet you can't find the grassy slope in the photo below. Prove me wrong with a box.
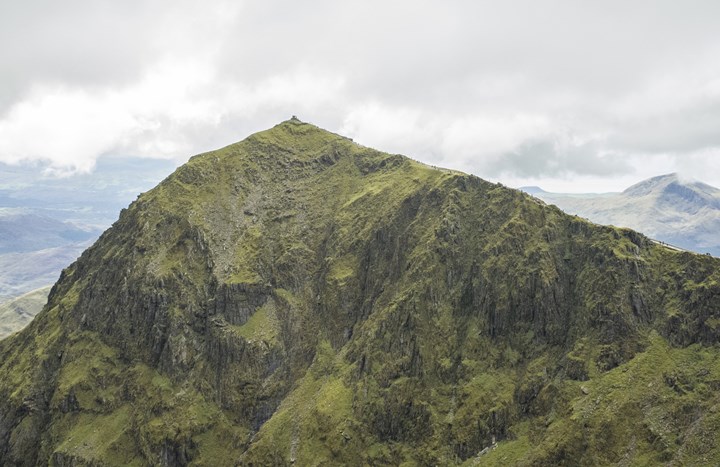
[0,119,719,465]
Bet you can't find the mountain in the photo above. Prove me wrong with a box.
[0,286,52,340]
[522,174,720,256]
[1,119,719,465]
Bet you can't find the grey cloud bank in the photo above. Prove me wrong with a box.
[1,0,720,191]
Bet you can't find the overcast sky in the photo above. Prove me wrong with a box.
[1,0,720,192]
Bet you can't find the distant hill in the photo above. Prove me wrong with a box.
[0,157,175,305]
[0,209,98,254]
[0,286,51,340]
[522,173,720,256]
[0,211,95,303]
[0,242,92,302]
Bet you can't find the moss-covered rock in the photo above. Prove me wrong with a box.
[0,119,719,465]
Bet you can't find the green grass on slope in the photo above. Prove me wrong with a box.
[479,331,720,466]
[0,285,51,339]
[242,340,358,465]
[49,331,250,466]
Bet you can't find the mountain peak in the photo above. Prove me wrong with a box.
[622,173,679,197]
[622,173,720,213]
[236,118,356,160]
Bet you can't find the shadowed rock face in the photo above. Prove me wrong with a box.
[1,120,720,466]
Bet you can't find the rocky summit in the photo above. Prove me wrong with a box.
[1,119,720,466]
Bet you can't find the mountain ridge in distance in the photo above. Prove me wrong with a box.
[0,210,98,304]
[1,119,719,465]
[0,157,175,306]
[0,210,99,255]
[0,241,94,303]
[522,173,720,256]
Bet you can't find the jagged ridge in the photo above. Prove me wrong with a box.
[1,119,719,465]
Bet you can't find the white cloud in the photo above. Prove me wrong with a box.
[0,60,214,174]
[340,104,556,175]
[1,0,720,190]
[0,87,135,174]
[0,59,350,175]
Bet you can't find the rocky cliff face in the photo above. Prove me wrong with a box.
[1,119,719,465]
